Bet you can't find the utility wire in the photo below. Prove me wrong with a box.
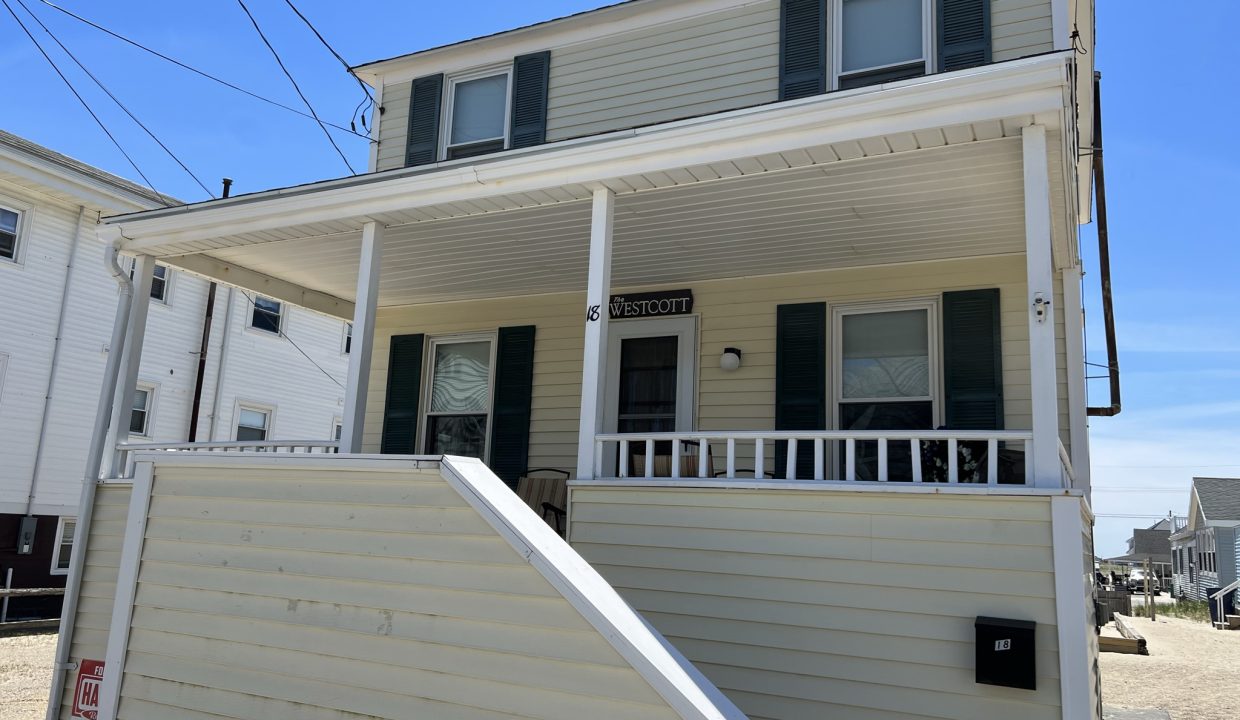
[17,0,214,198]
[36,0,369,140]
[280,0,374,131]
[234,0,357,175]
[239,292,344,389]
[1,0,167,203]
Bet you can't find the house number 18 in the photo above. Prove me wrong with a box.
[994,639,1012,651]
[586,305,601,322]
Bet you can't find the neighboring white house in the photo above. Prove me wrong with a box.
[0,130,348,611]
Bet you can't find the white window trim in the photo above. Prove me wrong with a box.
[418,332,499,460]
[247,294,286,337]
[234,401,275,442]
[831,0,936,90]
[829,297,942,430]
[439,64,513,161]
[0,195,34,267]
[129,382,158,438]
[49,516,76,575]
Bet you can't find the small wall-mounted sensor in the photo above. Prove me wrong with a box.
[17,516,37,555]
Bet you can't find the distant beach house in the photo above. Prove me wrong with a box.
[1169,478,1240,610]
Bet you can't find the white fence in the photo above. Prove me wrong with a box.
[115,440,339,479]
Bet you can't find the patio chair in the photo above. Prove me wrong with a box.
[629,439,714,478]
[515,468,570,536]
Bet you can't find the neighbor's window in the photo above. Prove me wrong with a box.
[444,70,510,160]
[129,386,153,436]
[236,406,270,441]
[250,295,283,334]
[50,518,76,574]
[1,207,21,261]
[343,323,353,354]
[129,261,170,302]
[423,337,494,458]
[838,0,929,89]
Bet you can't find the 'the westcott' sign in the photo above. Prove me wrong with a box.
[609,290,693,319]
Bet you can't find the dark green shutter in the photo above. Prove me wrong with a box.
[775,303,826,477]
[779,0,827,101]
[405,74,444,167]
[943,289,1003,429]
[938,0,991,72]
[380,334,424,453]
[509,52,551,149]
[488,326,536,487]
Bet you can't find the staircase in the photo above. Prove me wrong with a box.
[1208,580,1240,630]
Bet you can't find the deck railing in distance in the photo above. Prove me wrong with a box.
[595,430,1035,485]
[115,440,340,479]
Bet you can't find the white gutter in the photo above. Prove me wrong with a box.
[45,240,134,720]
[25,205,87,516]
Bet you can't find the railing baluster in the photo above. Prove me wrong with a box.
[785,439,797,481]
[671,439,681,479]
[644,439,655,478]
[619,439,629,478]
[726,439,736,479]
[813,439,824,481]
[698,438,709,479]
[877,439,888,482]
[753,439,764,479]
[594,440,604,479]
[948,438,959,483]
[911,439,923,482]
[987,438,999,485]
[845,438,856,482]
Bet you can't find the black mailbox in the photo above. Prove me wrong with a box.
[975,616,1036,690]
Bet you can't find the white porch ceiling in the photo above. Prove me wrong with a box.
[187,130,1057,307]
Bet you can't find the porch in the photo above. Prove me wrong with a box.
[96,54,1086,491]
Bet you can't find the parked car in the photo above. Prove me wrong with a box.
[1126,570,1160,594]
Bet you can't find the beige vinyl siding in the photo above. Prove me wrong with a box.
[545,1,780,142]
[991,0,1055,61]
[101,461,681,720]
[570,485,1064,720]
[375,80,410,172]
[57,484,130,720]
[363,255,1071,475]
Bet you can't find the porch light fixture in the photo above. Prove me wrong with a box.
[720,347,742,371]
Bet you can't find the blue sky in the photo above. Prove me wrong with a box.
[2,1,1235,555]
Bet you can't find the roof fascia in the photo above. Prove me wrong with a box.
[0,149,165,214]
[105,54,1072,253]
[353,0,754,87]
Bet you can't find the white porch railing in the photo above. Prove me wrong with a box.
[594,430,1038,485]
[115,440,340,479]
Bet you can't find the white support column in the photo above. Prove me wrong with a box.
[1062,265,1091,495]
[340,222,384,453]
[105,255,155,477]
[576,188,614,479]
[1023,125,1062,488]
[1050,495,1096,719]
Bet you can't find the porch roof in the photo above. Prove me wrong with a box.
[101,54,1079,319]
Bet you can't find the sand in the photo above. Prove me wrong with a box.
[0,630,57,720]
[1100,615,1240,720]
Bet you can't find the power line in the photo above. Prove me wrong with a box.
[239,292,344,389]
[36,0,369,140]
[234,0,357,175]
[17,0,214,198]
[280,0,374,132]
[1,0,167,203]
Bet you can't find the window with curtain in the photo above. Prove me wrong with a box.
[447,72,509,159]
[839,0,927,88]
[424,339,493,458]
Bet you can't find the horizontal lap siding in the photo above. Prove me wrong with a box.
[570,486,1062,720]
[114,463,677,720]
[544,1,779,142]
[375,80,410,172]
[991,0,1055,61]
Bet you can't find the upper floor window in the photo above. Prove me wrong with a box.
[129,385,154,436]
[444,69,511,160]
[837,0,931,89]
[1,207,21,261]
[250,295,283,334]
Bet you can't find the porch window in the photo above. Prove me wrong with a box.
[236,406,270,441]
[837,0,930,89]
[129,386,154,436]
[423,337,494,458]
[444,70,510,160]
[0,206,20,261]
[50,518,76,575]
[250,295,283,334]
[836,304,936,479]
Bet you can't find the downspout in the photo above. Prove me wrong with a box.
[1087,71,1122,417]
[186,282,216,441]
[24,206,87,517]
[206,287,235,441]
[45,238,134,719]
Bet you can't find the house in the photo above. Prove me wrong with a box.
[0,130,350,619]
[1106,517,1179,587]
[1170,478,1240,607]
[49,0,1110,718]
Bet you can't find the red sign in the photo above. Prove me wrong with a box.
[71,659,104,719]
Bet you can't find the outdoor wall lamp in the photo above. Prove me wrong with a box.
[720,347,742,371]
